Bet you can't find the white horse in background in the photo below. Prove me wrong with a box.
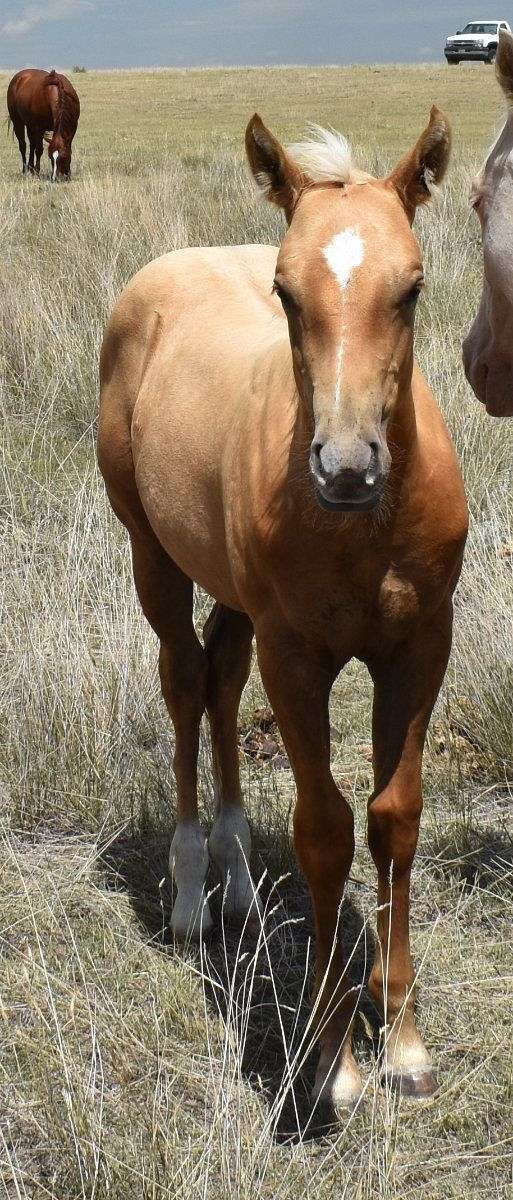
[463,30,513,416]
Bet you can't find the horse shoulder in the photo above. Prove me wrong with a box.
[411,365,468,550]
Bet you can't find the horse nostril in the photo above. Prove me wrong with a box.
[365,442,380,487]
[311,441,324,473]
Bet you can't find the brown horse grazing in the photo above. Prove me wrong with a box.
[463,30,513,415]
[98,109,468,1114]
[7,68,80,178]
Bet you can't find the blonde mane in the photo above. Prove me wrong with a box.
[288,124,372,185]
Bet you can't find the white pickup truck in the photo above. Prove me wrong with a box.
[444,19,511,63]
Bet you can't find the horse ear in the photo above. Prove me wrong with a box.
[245,114,308,223]
[388,106,451,222]
[496,29,513,104]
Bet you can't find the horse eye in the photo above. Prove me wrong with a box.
[404,282,423,307]
[272,280,296,310]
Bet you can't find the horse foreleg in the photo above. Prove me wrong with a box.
[256,623,361,1114]
[367,604,453,1098]
[27,133,36,175]
[33,134,44,176]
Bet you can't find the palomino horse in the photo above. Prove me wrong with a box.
[98,109,468,1113]
[7,68,80,179]
[463,29,513,415]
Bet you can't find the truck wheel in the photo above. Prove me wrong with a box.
[487,45,497,62]
[446,58,460,65]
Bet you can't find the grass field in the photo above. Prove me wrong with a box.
[0,63,512,1199]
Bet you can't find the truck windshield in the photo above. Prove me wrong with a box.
[461,23,498,33]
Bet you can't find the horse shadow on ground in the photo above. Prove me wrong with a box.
[100,812,380,1142]
[100,797,513,1141]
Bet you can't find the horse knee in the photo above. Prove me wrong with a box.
[294,790,355,890]
[368,789,422,877]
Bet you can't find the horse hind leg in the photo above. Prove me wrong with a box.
[204,604,263,926]
[128,523,213,942]
[27,131,38,175]
[11,117,27,174]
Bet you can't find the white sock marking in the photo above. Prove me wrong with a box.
[209,807,262,921]
[169,820,212,941]
[52,150,58,181]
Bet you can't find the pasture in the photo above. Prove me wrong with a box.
[0,63,512,1198]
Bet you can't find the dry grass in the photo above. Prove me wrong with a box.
[0,65,512,1199]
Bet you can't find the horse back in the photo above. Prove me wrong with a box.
[7,69,79,130]
[100,244,280,421]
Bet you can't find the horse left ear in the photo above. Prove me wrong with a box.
[388,106,451,222]
[245,114,308,223]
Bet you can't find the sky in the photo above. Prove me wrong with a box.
[0,1,506,70]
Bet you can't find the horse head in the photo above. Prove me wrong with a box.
[246,109,451,511]
[463,30,513,416]
[44,130,71,179]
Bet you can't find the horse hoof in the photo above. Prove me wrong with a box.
[312,1084,363,1121]
[312,1062,364,1118]
[220,890,264,932]
[170,898,213,944]
[383,1067,437,1099]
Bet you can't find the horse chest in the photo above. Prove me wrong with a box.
[374,566,421,635]
[272,554,422,656]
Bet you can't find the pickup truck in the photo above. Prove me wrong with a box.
[444,19,511,63]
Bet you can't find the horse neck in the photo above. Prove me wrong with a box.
[49,77,74,139]
[47,76,62,125]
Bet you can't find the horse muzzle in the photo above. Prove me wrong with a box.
[310,437,387,512]
[313,475,385,512]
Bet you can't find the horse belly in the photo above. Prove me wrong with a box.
[132,411,244,611]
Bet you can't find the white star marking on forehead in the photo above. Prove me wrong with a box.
[323,228,365,291]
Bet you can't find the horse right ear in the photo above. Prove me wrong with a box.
[496,29,513,104]
[388,106,451,222]
[245,114,307,223]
